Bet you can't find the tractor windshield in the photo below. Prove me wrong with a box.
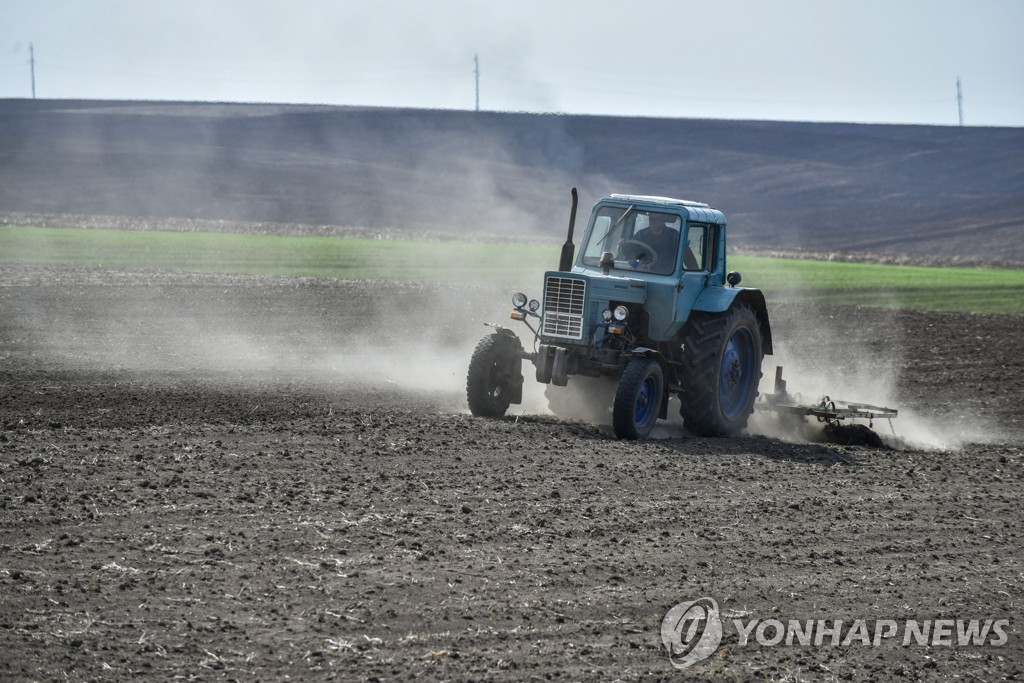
[580,207,681,275]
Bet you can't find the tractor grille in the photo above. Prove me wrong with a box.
[542,276,586,340]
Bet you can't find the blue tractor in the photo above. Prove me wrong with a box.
[467,189,774,440]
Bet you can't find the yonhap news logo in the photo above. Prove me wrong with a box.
[660,597,723,669]
[661,597,1009,669]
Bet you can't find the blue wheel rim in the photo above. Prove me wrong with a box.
[634,375,658,426]
[719,327,755,419]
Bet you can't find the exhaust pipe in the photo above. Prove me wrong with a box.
[558,187,578,272]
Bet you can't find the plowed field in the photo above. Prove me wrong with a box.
[1,265,1022,680]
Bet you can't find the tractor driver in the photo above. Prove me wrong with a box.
[622,212,679,274]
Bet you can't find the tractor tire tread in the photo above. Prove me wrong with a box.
[678,305,763,436]
[466,333,523,418]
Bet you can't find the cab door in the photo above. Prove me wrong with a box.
[672,222,714,329]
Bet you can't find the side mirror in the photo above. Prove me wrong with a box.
[727,271,742,287]
[600,251,615,275]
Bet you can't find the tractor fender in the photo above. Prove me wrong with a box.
[629,347,670,419]
[485,323,519,338]
[485,323,530,356]
[692,287,774,355]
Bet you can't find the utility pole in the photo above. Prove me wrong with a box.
[956,76,963,127]
[30,42,36,99]
[474,53,480,112]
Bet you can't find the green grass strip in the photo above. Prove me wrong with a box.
[729,255,1024,314]
[0,225,555,287]
[2,226,1022,314]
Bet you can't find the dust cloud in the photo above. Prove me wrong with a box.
[3,262,557,418]
[2,103,599,405]
[2,102,609,245]
[5,258,1003,452]
[748,299,1002,450]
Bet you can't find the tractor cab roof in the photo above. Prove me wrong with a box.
[608,193,708,207]
[603,194,726,225]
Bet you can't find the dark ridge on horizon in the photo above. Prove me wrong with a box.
[5,96,1022,129]
[1,98,1022,263]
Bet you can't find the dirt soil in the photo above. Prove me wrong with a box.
[1,265,1022,681]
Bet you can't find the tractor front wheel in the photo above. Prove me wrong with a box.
[612,357,664,440]
[466,333,524,418]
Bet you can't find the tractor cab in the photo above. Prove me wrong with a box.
[576,195,725,280]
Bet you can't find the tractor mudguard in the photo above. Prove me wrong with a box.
[628,347,670,419]
[486,323,519,338]
[485,323,532,356]
[692,286,743,314]
[691,287,773,355]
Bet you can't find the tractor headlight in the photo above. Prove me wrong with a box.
[613,305,629,322]
[528,299,540,312]
[601,309,613,322]
[512,292,528,309]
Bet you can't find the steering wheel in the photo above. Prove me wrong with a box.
[618,239,659,267]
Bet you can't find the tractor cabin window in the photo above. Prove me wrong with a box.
[685,224,708,270]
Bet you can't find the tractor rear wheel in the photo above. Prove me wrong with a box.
[466,333,524,418]
[612,357,664,440]
[678,305,764,436]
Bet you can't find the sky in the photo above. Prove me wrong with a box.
[1,0,1022,127]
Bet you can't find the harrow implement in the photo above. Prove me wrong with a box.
[757,367,898,427]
